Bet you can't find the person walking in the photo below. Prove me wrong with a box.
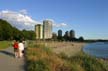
[13,40,19,58]
[18,40,24,58]
[22,40,27,55]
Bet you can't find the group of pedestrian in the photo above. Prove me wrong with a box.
[13,40,27,58]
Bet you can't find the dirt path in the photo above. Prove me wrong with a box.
[0,47,25,71]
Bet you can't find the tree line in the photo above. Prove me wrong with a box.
[0,19,35,40]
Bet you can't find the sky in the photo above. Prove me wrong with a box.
[0,0,108,39]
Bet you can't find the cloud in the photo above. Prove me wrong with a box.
[0,10,41,30]
[44,19,68,27]
[53,23,67,27]
[19,9,27,15]
[0,10,67,30]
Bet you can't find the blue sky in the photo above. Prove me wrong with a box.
[0,0,108,39]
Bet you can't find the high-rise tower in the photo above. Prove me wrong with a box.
[43,20,52,39]
[70,30,75,38]
[58,29,62,37]
[35,24,43,39]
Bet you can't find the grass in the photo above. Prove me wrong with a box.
[26,41,108,71]
[26,42,70,71]
[0,41,11,50]
[101,60,108,70]
[60,52,108,71]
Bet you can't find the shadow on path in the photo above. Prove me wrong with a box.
[0,50,14,57]
[0,47,26,71]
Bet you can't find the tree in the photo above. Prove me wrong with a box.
[52,33,57,41]
[0,19,13,40]
[78,36,84,42]
[22,30,35,40]
[0,19,35,40]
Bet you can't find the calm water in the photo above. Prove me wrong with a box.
[83,42,108,59]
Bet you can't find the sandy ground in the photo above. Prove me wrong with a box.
[46,42,87,56]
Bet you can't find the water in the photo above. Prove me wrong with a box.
[83,42,108,59]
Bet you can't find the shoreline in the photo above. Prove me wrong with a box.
[27,41,108,71]
[46,41,108,61]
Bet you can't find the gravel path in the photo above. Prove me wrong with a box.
[0,47,25,71]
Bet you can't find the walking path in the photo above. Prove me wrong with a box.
[0,47,25,71]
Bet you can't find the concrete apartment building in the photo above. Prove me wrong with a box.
[43,20,52,39]
[35,20,53,40]
[70,30,75,38]
[35,24,43,39]
[58,29,62,37]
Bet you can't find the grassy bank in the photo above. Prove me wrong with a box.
[60,52,107,71]
[26,43,68,71]
[26,41,108,71]
[0,41,10,50]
